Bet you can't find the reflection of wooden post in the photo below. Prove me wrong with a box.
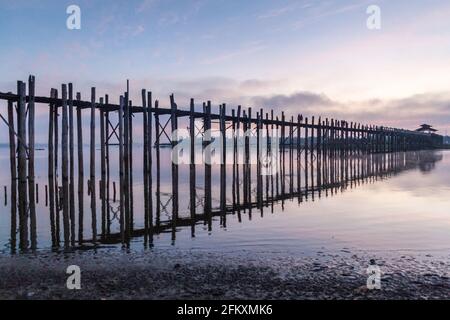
[76,93,84,244]
[8,99,17,251]
[28,76,36,249]
[17,81,28,250]
[90,87,97,242]
[61,84,70,247]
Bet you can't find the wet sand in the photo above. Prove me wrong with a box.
[1,248,449,300]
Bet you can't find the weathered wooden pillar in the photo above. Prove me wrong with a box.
[220,104,227,213]
[289,116,294,194]
[54,89,59,217]
[61,84,70,247]
[147,92,153,240]
[123,93,130,240]
[118,95,125,242]
[189,98,196,218]
[76,93,84,244]
[8,99,17,251]
[100,97,106,239]
[90,87,97,242]
[236,105,241,206]
[204,101,212,214]
[297,115,302,196]
[17,81,28,250]
[68,84,75,245]
[128,100,134,232]
[247,108,252,212]
[154,100,161,229]
[170,94,179,218]
[48,90,57,245]
[142,90,149,237]
[105,95,111,234]
[27,76,36,249]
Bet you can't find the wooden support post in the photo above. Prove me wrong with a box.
[304,117,309,192]
[142,90,149,237]
[154,100,161,229]
[189,98,196,219]
[289,116,294,194]
[124,93,130,240]
[76,93,84,244]
[17,81,28,250]
[54,89,59,215]
[236,105,241,207]
[48,89,57,246]
[100,97,106,239]
[90,87,97,242]
[105,95,110,234]
[204,101,212,215]
[297,115,301,196]
[256,111,262,207]
[61,84,70,247]
[147,92,153,243]
[8,99,17,251]
[128,100,134,231]
[281,111,285,197]
[170,94,179,219]
[68,84,75,245]
[28,76,36,249]
[118,96,125,242]
[247,107,252,211]
[232,109,237,210]
[311,116,315,169]
[220,104,226,213]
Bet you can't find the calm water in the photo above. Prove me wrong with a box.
[1,146,450,256]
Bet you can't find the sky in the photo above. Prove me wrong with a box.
[0,0,450,142]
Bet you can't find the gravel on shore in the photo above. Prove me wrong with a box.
[1,248,449,300]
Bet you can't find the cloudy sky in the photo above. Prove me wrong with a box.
[0,0,450,142]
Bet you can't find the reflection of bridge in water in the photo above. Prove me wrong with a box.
[0,75,444,251]
[91,150,443,246]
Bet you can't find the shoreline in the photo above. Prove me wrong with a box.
[1,248,449,300]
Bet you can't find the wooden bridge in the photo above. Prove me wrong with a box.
[0,75,444,251]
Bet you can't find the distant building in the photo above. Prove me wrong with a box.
[415,124,438,134]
